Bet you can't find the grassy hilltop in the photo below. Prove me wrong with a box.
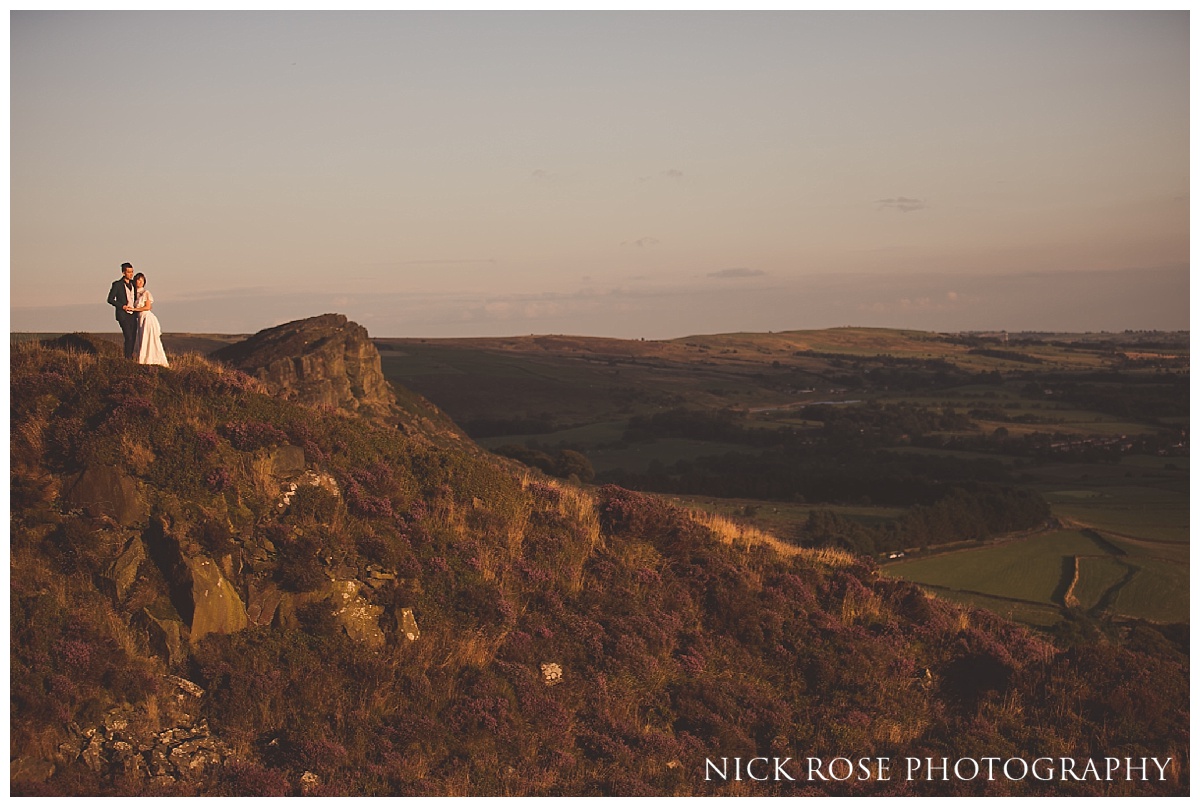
[9,328,1189,795]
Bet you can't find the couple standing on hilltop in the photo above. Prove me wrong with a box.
[107,262,169,366]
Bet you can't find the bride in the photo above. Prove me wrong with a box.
[128,272,169,367]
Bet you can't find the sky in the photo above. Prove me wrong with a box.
[9,10,1191,339]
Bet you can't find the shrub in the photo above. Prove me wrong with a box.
[276,533,327,592]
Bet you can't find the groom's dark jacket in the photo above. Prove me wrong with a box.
[107,278,134,319]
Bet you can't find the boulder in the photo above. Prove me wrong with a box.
[142,608,186,668]
[65,465,148,526]
[209,313,468,439]
[329,580,385,649]
[10,756,56,786]
[400,607,420,642]
[102,536,146,601]
[246,582,284,627]
[270,445,307,477]
[184,557,248,642]
[211,314,398,422]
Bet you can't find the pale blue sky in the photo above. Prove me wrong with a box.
[10,11,1190,337]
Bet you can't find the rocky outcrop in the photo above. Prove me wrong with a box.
[210,313,467,440]
[50,681,238,789]
[102,536,147,602]
[211,314,398,422]
[145,518,248,646]
[184,556,249,642]
[65,466,148,526]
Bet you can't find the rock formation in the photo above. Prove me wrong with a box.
[212,313,397,421]
[211,313,463,439]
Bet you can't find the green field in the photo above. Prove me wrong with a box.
[1112,560,1190,623]
[883,530,1106,605]
[1071,555,1131,611]
[882,525,1189,626]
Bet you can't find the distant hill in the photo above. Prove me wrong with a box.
[9,318,1189,795]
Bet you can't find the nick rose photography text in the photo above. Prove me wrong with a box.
[704,756,1174,783]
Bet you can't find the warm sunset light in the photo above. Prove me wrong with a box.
[10,11,1188,337]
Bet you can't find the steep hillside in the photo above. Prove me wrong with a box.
[9,329,1188,796]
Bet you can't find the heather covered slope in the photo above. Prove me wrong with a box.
[9,335,1188,796]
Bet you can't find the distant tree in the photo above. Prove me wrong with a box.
[555,449,595,483]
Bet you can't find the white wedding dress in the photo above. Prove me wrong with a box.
[134,290,169,367]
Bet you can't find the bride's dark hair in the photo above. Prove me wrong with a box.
[133,272,147,287]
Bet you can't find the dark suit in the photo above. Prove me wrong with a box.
[107,278,138,359]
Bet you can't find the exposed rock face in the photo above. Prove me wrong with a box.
[184,556,249,642]
[102,536,147,602]
[211,314,398,422]
[145,518,248,645]
[55,688,238,789]
[328,580,386,649]
[65,466,148,526]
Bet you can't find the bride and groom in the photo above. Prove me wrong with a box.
[107,262,169,366]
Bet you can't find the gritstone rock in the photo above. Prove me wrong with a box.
[183,556,249,642]
[102,536,147,601]
[65,465,148,526]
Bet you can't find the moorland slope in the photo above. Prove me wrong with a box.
[9,318,1188,795]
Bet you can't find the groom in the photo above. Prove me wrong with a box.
[107,262,138,359]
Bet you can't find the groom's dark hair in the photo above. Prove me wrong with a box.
[121,262,133,270]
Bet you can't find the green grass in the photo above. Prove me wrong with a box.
[919,589,1066,627]
[885,525,1189,626]
[883,530,1108,605]
[1112,560,1190,623]
[1071,556,1130,611]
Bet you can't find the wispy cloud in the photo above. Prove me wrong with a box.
[708,267,766,279]
[622,237,661,248]
[638,168,685,183]
[875,196,927,213]
[369,258,498,268]
[857,290,970,314]
[530,169,559,185]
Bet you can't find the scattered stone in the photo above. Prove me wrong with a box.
[400,607,420,641]
[541,663,564,686]
[301,770,321,793]
[165,675,206,699]
[270,444,307,477]
[330,580,385,648]
[82,734,105,772]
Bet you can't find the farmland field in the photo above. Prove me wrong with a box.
[881,529,1108,606]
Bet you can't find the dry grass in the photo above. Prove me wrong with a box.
[872,715,929,746]
[841,588,886,625]
[120,432,158,476]
[689,509,858,568]
[244,453,278,504]
[519,475,604,593]
[12,417,47,467]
